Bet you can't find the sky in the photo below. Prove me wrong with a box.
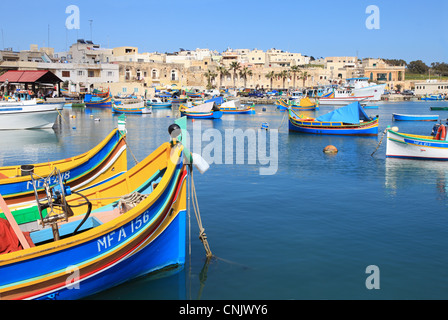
[1,0,447,65]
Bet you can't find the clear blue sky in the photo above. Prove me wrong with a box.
[1,0,447,65]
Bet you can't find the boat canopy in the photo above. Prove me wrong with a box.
[205,96,224,105]
[316,102,371,124]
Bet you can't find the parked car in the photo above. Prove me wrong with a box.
[248,90,264,98]
[402,90,415,96]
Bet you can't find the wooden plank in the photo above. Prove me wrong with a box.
[0,194,31,249]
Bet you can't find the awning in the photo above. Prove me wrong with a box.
[0,70,62,84]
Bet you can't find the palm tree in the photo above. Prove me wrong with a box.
[277,70,290,90]
[265,71,276,90]
[229,61,241,90]
[239,66,253,89]
[290,65,301,90]
[204,69,217,89]
[216,65,229,89]
[301,70,309,87]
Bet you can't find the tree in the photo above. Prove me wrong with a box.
[204,69,217,89]
[407,60,429,74]
[216,65,229,89]
[229,61,241,90]
[239,66,253,89]
[300,70,309,87]
[290,65,301,90]
[265,71,276,90]
[431,62,448,77]
[277,70,290,89]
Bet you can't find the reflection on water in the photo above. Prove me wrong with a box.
[385,158,448,198]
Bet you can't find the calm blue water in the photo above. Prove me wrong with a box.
[3,100,448,300]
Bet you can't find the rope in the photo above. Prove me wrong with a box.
[278,108,288,130]
[371,129,387,157]
[56,108,69,126]
[190,167,213,258]
[118,129,139,165]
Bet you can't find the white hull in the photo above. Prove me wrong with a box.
[0,103,63,130]
[319,83,386,105]
[318,96,372,105]
[386,129,448,160]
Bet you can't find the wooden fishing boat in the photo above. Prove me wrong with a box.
[146,98,172,109]
[276,98,318,111]
[0,133,189,300]
[386,125,448,160]
[112,101,149,114]
[84,94,112,108]
[92,88,110,98]
[186,91,202,98]
[421,94,444,101]
[169,96,187,103]
[288,101,379,136]
[179,102,223,119]
[219,100,255,114]
[392,113,438,121]
[0,128,128,222]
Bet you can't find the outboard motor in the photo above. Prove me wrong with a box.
[212,103,220,111]
[432,123,441,136]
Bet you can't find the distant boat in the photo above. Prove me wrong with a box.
[430,106,448,111]
[318,77,386,105]
[219,100,255,114]
[421,94,444,101]
[146,98,172,109]
[169,96,187,103]
[0,92,63,130]
[392,113,439,121]
[179,101,222,119]
[386,125,448,160]
[288,101,379,136]
[112,100,150,114]
[84,94,112,108]
[276,98,318,111]
[186,91,202,98]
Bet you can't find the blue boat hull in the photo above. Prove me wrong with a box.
[35,210,186,300]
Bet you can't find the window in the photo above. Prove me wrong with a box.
[88,70,95,77]
[107,71,113,77]
[152,69,159,79]
[122,87,127,93]
[78,70,84,76]
[62,71,70,77]
[134,88,139,93]
[171,69,178,81]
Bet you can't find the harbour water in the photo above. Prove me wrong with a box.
[2,100,448,300]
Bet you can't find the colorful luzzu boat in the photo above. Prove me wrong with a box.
[288,101,379,136]
[84,94,112,108]
[386,124,448,160]
[0,128,127,223]
[179,101,222,119]
[0,128,190,300]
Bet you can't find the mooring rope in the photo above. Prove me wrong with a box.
[118,129,139,165]
[190,168,213,258]
[371,129,387,157]
[278,108,288,130]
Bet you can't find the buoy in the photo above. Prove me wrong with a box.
[94,118,100,122]
[261,122,269,130]
[323,145,338,154]
[72,127,76,130]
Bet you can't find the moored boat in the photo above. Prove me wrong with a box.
[146,98,172,109]
[288,101,379,136]
[392,113,439,121]
[386,125,448,160]
[219,100,255,114]
[84,94,112,108]
[0,129,190,300]
[112,100,149,114]
[0,128,128,221]
[179,101,223,119]
[0,92,63,130]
